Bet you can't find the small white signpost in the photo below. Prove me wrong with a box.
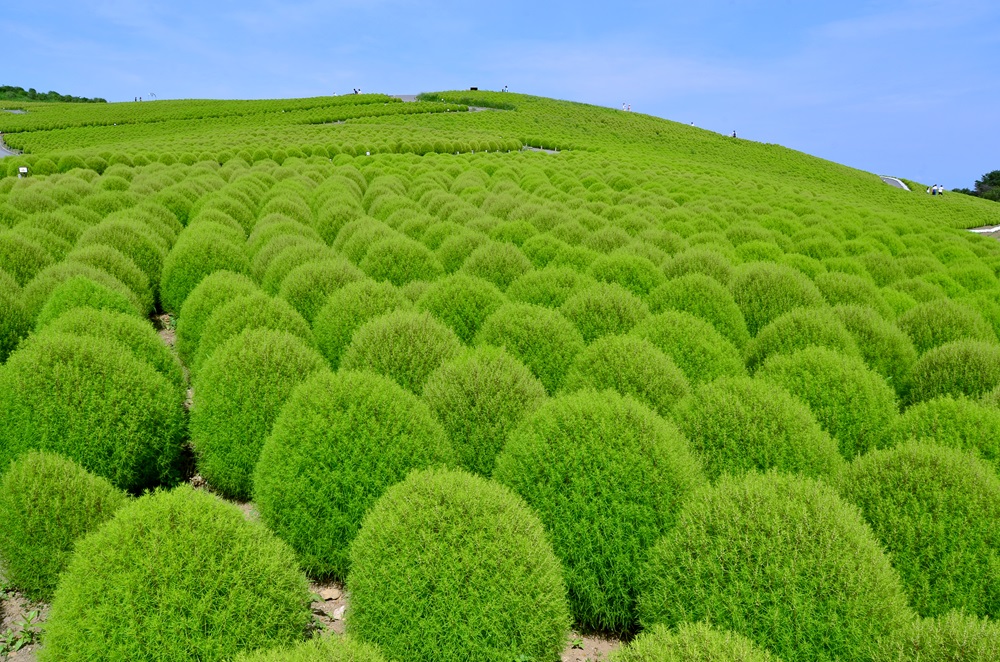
[17,166,27,179]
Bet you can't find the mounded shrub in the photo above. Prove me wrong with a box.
[65,243,154,310]
[838,441,1000,618]
[758,347,899,459]
[0,230,54,286]
[277,257,363,323]
[588,251,666,298]
[0,333,185,490]
[815,271,894,319]
[359,235,444,286]
[261,242,335,294]
[35,275,140,330]
[906,339,1000,404]
[662,247,735,285]
[459,241,533,290]
[236,637,387,662]
[493,391,705,632]
[730,261,824,337]
[607,622,779,662]
[648,273,750,349]
[191,329,327,500]
[897,298,994,354]
[160,226,250,312]
[673,376,843,480]
[21,261,143,322]
[175,270,260,364]
[894,396,1000,472]
[873,611,1000,661]
[415,273,506,344]
[76,220,168,288]
[506,265,598,308]
[832,304,918,394]
[0,451,129,601]
[560,282,650,343]
[474,302,585,393]
[561,334,689,418]
[0,274,28,362]
[421,346,546,476]
[40,486,312,662]
[347,467,570,662]
[254,370,455,578]
[340,310,463,393]
[639,471,914,662]
[631,310,746,386]
[313,279,411,369]
[744,306,859,373]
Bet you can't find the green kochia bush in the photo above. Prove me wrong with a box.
[906,339,1000,404]
[639,472,914,662]
[648,274,750,349]
[254,370,455,579]
[474,302,585,393]
[160,225,250,312]
[873,611,1000,661]
[894,396,1000,473]
[608,622,779,662]
[493,391,705,633]
[360,235,444,286]
[0,451,129,601]
[191,330,327,500]
[313,279,411,369]
[838,441,1000,618]
[758,347,899,459]
[347,468,571,662]
[588,251,666,298]
[276,257,363,323]
[833,304,918,394]
[560,282,650,343]
[236,637,388,662]
[421,347,546,476]
[21,261,143,323]
[0,274,29,362]
[506,266,598,308]
[415,273,506,344]
[459,240,533,290]
[40,486,312,662]
[896,298,995,354]
[673,376,843,480]
[730,261,824,337]
[0,333,185,491]
[561,335,690,418]
[744,306,859,373]
[35,275,140,330]
[341,310,463,394]
[175,270,260,365]
[631,310,746,386]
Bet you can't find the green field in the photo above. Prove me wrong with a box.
[1,91,1000,661]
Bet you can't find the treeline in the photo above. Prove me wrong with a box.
[953,170,1000,202]
[0,85,107,104]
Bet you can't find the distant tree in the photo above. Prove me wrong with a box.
[0,85,106,103]
[953,170,1000,202]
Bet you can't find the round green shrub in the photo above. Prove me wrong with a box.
[744,306,859,373]
[494,390,705,632]
[21,261,143,323]
[261,242,335,295]
[608,622,779,662]
[561,334,689,418]
[897,299,995,354]
[832,304,918,395]
[347,467,570,662]
[662,248,735,285]
[359,235,444,286]
[415,273,506,344]
[175,270,260,365]
[639,471,914,662]
[340,310,462,394]
[192,292,313,375]
[838,441,1000,618]
[588,251,666,298]
[631,310,746,386]
[873,611,1000,661]
[40,485,312,662]
[0,274,28,362]
[894,396,1000,472]
[277,257,364,323]
[254,370,455,578]
[730,262,824,337]
[506,265,598,308]
[474,302,585,393]
[191,329,327,500]
[907,339,1000,404]
[312,279,411,369]
[673,376,843,480]
[65,243,154,310]
[815,271,894,319]
[458,241,533,290]
[648,274,750,349]
[76,220,168,288]
[0,333,185,490]
[436,229,489,273]
[35,275,140,330]
[160,226,250,313]
[421,346,546,476]
[758,347,898,459]
[0,451,129,601]
[236,636,388,662]
[560,282,650,343]
[0,230,54,286]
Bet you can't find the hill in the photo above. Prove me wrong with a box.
[0,85,106,104]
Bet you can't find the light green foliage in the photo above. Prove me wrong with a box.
[422,347,546,476]
[341,309,462,393]
[347,468,571,662]
[35,275,140,330]
[415,273,506,344]
[65,243,154,311]
[0,451,129,601]
[0,273,29,362]
[639,472,914,662]
[832,304,918,395]
[312,279,411,369]
[0,333,185,490]
[175,270,260,365]
[359,235,444,285]
[815,271,894,319]
[506,265,598,308]
[673,376,843,480]
[236,637,388,662]
[730,262,824,337]
[648,273,750,349]
[560,282,650,343]
[561,334,689,418]
[838,441,1000,618]
[459,240,533,290]
[254,370,453,578]
[894,396,1000,472]
[758,347,899,459]
[608,622,780,662]
[40,486,312,662]
[474,302,585,393]
[277,257,363,323]
[907,339,1000,404]
[160,224,250,312]
[873,611,1000,661]
[588,251,666,298]
[76,220,168,290]
[662,248,735,285]
[21,260,143,322]
[191,329,327,500]
[744,306,859,372]
[631,310,746,386]
[897,299,995,354]
[494,390,705,633]
[0,230,54,286]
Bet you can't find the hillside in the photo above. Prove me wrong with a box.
[0,85,106,104]
[2,91,1000,661]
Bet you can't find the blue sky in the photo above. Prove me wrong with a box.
[5,0,999,190]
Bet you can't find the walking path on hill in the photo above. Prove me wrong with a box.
[0,138,18,158]
[880,176,910,190]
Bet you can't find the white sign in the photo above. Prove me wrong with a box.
[18,167,27,173]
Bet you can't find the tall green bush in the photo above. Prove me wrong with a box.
[160,225,250,312]
[277,257,364,323]
[873,611,1000,661]
[894,396,1000,472]
[648,273,750,348]
[832,304,918,394]
[560,282,650,343]
[906,339,1000,403]
[312,279,411,369]
[631,310,746,386]
[359,235,444,285]
[744,306,859,372]
[459,240,534,290]
[415,273,506,344]
[175,270,260,365]
[506,265,598,308]
[35,275,140,330]
[896,298,995,354]
[608,622,779,662]
[730,261,824,336]
[0,273,28,362]
[588,251,666,297]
